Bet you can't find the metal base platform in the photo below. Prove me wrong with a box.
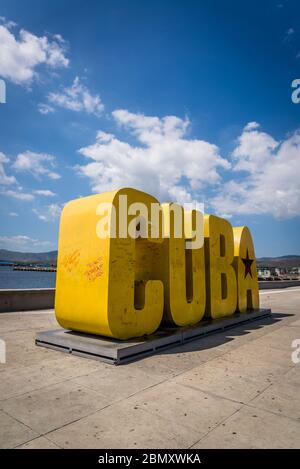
[36,308,271,365]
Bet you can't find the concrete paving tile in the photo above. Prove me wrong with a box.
[249,381,300,421]
[156,314,292,368]
[125,349,213,375]
[214,346,291,383]
[250,326,300,352]
[282,366,300,386]
[46,400,196,449]
[17,436,60,449]
[125,355,178,379]
[133,337,238,375]
[173,359,267,404]
[1,329,38,348]
[1,380,111,434]
[0,363,21,375]
[6,347,58,367]
[126,380,241,434]
[0,312,57,333]
[0,410,38,449]
[2,349,104,377]
[0,363,66,400]
[192,406,300,449]
[3,330,57,367]
[228,341,294,371]
[37,354,105,379]
[72,364,167,402]
[288,319,300,327]
[173,337,296,405]
[2,329,106,370]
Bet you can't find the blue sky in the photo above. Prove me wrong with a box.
[0,0,299,257]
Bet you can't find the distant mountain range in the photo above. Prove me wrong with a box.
[256,255,300,268]
[0,249,300,268]
[0,249,58,264]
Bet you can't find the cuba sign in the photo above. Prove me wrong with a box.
[55,188,259,340]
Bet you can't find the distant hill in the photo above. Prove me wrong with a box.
[256,255,300,269]
[0,249,58,264]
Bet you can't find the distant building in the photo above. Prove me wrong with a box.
[257,267,271,278]
[275,267,287,276]
[257,265,300,279]
[289,267,300,277]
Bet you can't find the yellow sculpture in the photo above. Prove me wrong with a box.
[233,226,259,312]
[55,187,260,339]
[204,215,237,319]
[55,188,164,339]
[159,203,206,326]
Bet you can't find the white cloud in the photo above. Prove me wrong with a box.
[76,114,300,219]
[0,16,17,29]
[283,27,295,45]
[46,76,104,116]
[244,121,260,131]
[38,103,55,115]
[0,234,54,250]
[12,151,60,180]
[0,21,69,84]
[232,122,278,173]
[0,152,17,185]
[33,203,63,222]
[9,212,18,217]
[3,189,34,201]
[0,235,34,244]
[211,124,300,219]
[76,109,229,203]
[33,189,56,197]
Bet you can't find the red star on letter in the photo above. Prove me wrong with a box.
[242,249,254,279]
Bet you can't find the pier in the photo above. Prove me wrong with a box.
[13,266,56,272]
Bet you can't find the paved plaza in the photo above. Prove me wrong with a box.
[0,287,300,449]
